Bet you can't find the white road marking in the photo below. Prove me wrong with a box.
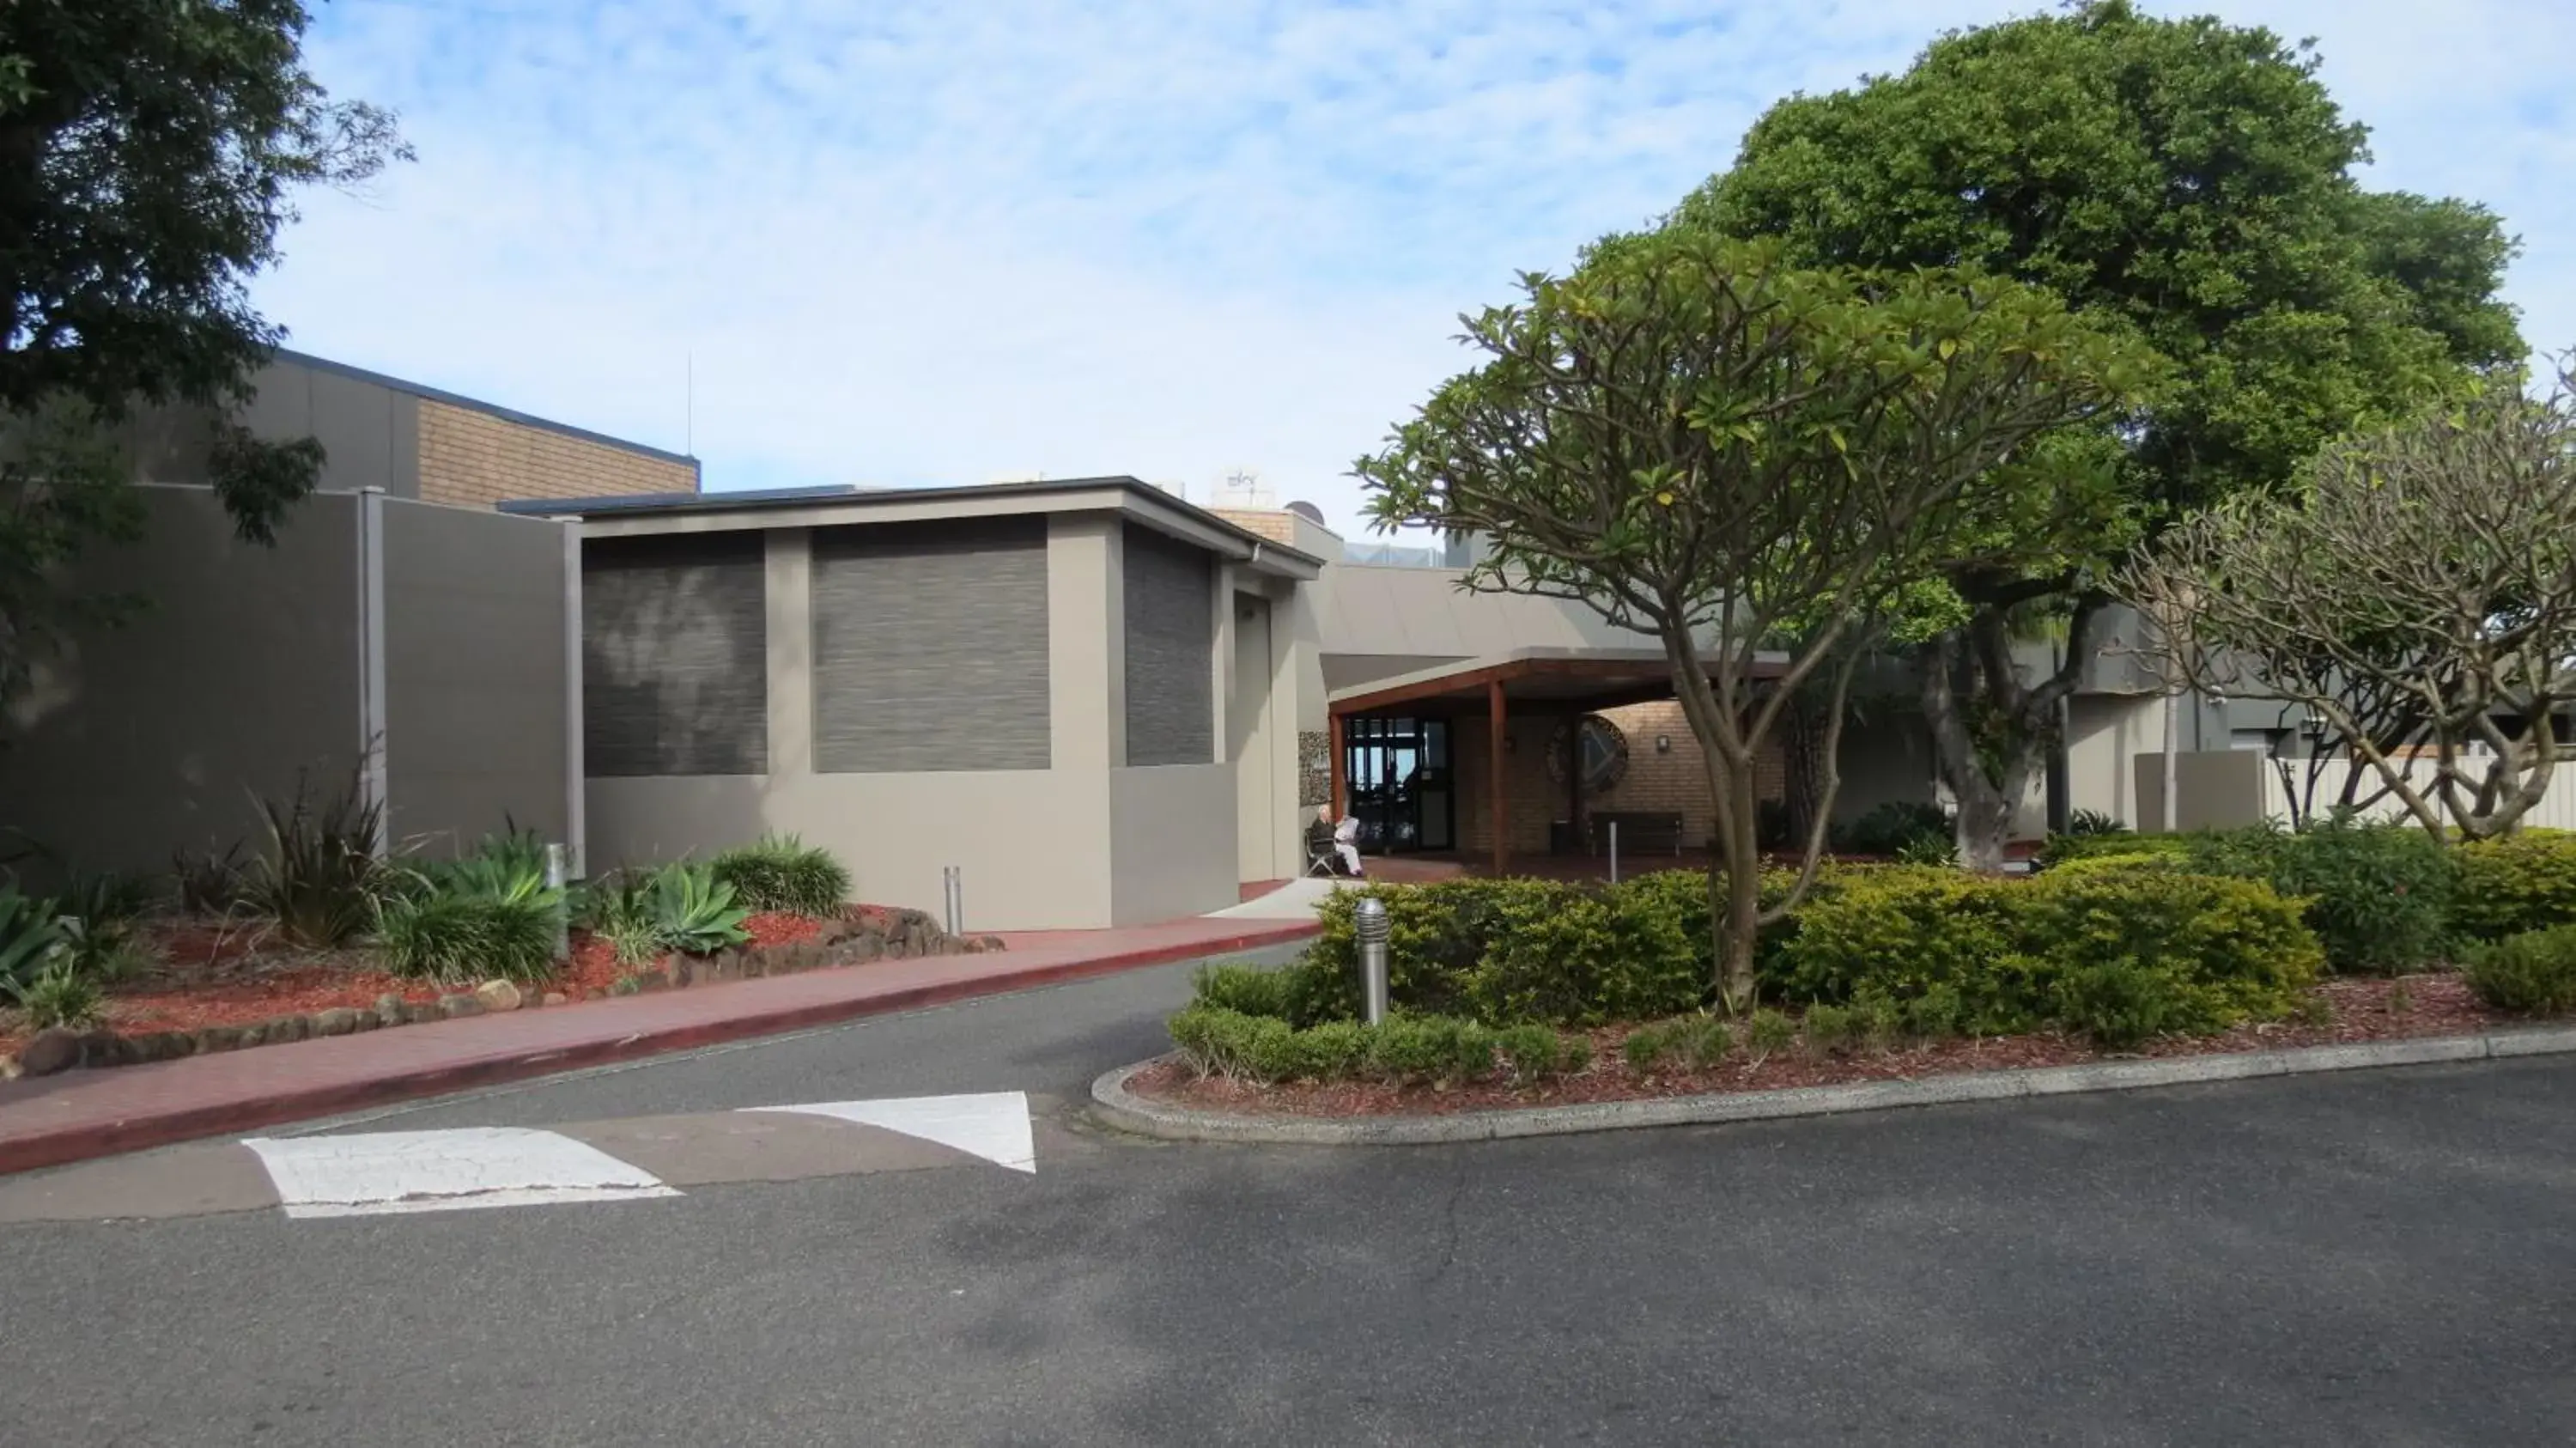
[743,1092,1037,1174]
[240,1127,683,1219]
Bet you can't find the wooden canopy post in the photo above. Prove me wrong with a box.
[1488,679,1509,875]
[1328,711,1347,822]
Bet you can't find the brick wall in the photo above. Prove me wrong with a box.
[1207,508,1299,545]
[416,399,696,508]
[1451,699,1783,856]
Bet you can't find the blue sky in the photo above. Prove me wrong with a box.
[267,0,2576,537]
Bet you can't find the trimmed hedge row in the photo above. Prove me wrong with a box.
[2039,820,2478,973]
[1169,1003,1591,1086]
[1185,863,2325,1066]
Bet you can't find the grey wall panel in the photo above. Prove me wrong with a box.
[1122,526,1212,765]
[811,517,1049,772]
[583,532,768,776]
[0,488,363,884]
[382,501,570,854]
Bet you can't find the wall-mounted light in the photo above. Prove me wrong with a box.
[1656,735,1671,753]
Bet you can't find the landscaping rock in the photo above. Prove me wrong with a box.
[264,1015,310,1045]
[541,992,568,1007]
[473,980,524,1013]
[193,1025,241,1054]
[233,1023,268,1049]
[438,994,485,1019]
[129,1031,197,1063]
[19,1028,81,1077]
[76,1031,130,1068]
[404,1001,442,1025]
[374,993,409,1030]
[313,1007,366,1037]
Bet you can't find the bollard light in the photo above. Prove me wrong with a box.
[544,843,570,960]
[1354,895,1390,1026]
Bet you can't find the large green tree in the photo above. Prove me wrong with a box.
[1675,0,2520,865]
[0,0,406,705]
[1358,232,2148,1007]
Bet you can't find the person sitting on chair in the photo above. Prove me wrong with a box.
[1314,804,1364,878]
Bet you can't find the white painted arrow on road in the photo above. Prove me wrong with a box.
[742,1092,1037,1174]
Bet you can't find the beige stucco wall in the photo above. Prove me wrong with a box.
[416,398,697,508]
[1111,764,1239,924]
[582,508,1277,929]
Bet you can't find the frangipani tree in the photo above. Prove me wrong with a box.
[1356,232,2152,1008]
[2120,370,2576,842]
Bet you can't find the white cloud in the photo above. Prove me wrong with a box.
[263,0,2576,538]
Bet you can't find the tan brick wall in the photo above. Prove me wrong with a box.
[1452,699,1783,856]
[416,399,696,509]
[1208,508,1299,545]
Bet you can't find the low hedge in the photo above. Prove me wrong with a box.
[2452,833,2576,941]
[2462,924,2576,1015]
[1776,866,2322,1040]
[1169,1005,1589,1086]
[2040,821,2456,975]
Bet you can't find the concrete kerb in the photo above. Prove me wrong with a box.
[1088,1025,2576,1147]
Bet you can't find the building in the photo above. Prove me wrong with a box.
[7,345,2205,925]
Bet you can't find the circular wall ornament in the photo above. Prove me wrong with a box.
[1545,715,1631,794]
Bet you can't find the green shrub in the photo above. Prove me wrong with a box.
[1621,1023,1672,1073]
[1677,1015,1734,1067]
[574,870,666,964]
[1168,1005,1257,1075]
[1744,1007,1796,1056]
[1497,1023,1571,1080]
[1777,867,2036,1032]
[1833,800,1953,858]
[53,916,148,983]
[1266,1019,1370,1081]
[1466,883,1702,1026]
[2067,809,2127,837]
[1560,1035,1594,1074]
[1368,1015,1495,1084]
[1855,994,1904,1050]
[2199,819,2452,975]
[243,777,392,946]
[645,861,751,955]
[710,834,852,916]
[5,961,103,1030]
[1782,867,2319,1041]
[2037,830,2190,869]
[2463,926,2576,1015]
[1190,962,1297,1019]
[2044,850,2184,877]
[53,867,157,933]
[0,884,69,995]
[2048,957,2205,1048]
[1801,1003,1856,1054]
[2453,834,2576,941]
[171,841,250,914]
[376,892,560,983]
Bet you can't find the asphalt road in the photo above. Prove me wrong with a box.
[3,949,2572,1446]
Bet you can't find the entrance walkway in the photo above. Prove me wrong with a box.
[0,904,1321,1177]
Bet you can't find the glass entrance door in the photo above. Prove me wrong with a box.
[1344,717,1454,854]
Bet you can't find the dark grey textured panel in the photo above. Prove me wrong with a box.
[811,517,1049,773]
[1123,525,1213,766]
[583,532,768,776]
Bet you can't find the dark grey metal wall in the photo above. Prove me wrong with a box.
[811,517,1050,772]
[1122,524,1213,766]
[582,532,769,776]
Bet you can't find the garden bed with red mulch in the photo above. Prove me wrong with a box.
[0,905,951,1068]
[1127,974,2523,1120]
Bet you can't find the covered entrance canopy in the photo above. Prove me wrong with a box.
[1326,646,1786,875]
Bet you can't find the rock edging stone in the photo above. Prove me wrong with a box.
[1088,1025,2576,1147]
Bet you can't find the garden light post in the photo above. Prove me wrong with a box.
[1354,896,1389,1025]
[943,867,963,936]
[544,843,569,960]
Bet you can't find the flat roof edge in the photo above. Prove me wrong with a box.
[273,348,701,470]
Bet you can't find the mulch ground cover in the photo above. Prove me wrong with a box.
[1129,974,2524,1119]
[0,908,860,1062]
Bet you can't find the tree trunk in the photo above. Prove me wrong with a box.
[1779,688,1828,851]
[1709,743,1764,1013]
[1921,601,2099,874]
